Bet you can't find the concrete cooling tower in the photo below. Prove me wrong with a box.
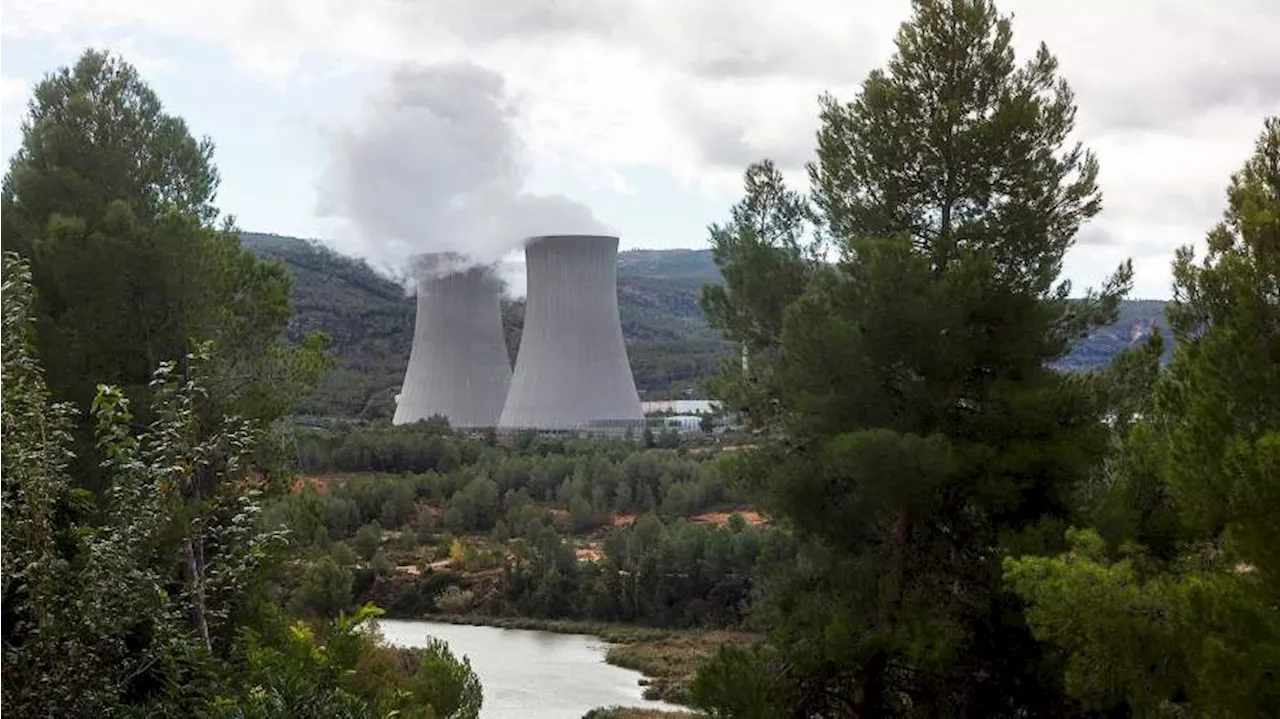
[393,255,512,428]
[499,235,643,430]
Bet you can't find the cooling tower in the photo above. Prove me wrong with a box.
[393,255,512,428]
[499,235,643,430]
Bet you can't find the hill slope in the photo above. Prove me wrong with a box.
[241,233,1169,418]
[242,233,728,417]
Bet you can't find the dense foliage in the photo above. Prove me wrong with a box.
[1005,117,1280,716]
[2,252,482,718]
[1,51,329,489]
[693,0,1136,715]
[267,425,789,629]
[0,51,480,719]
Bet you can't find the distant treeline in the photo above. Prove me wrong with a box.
[291,421,736,521]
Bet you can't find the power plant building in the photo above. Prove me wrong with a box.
[393,256,512,428]
[499,235,644,431]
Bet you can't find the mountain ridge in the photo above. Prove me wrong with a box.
[240,232,1170,418]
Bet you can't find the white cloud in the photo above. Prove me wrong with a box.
[44,32,176,76]
[0,75,29,113]
[0,76,29,161]
[3,0,1278,296]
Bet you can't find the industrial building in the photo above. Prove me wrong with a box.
[499,235,644,431]
[655,415,705,437]
[393,255,512,428]
[640,399,719,415]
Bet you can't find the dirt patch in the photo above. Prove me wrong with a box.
[289,476,329,495]
[688,510,768,528]
[575,546,604,563]
[611,510,765,528]
[541,507,571,523]
[685,444,753,456]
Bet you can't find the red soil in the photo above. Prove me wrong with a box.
[289,476,330,494]
[609,509,766,528]
[688,510,768,528]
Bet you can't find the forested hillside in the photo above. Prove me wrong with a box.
[242,232,730,416]
[243,232,1171,418]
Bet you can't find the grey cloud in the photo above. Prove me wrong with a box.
[1075,225,1118,246]
[1032,1,1280,134]
[1101,177,1230,239]
[717,134,816,174]
[673,89,818,171]
[1077,221,1211,266]
[664,22,876,82]
[281,1,1276,302]
[680,44,865,84]
[687,116,755,169]
[316,61,607,283]
[433,0,613,44]
[1086,65,1280,133]
[1151,2,1280,122]
[431,0,881,82]
[1130,234,1197,259]
[662,1,1279,134]
[1075,226,1177,257]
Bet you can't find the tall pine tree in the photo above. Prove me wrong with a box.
[1006,117,1279,716]
[699,159,821,430]
[692,1,1130,715]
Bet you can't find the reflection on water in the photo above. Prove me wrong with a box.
[377,619,686,719]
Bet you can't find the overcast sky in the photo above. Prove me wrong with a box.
[2,0,1278,298]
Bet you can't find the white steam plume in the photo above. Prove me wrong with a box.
[316,61,608,291]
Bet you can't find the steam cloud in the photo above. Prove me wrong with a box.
[317,61,609,291]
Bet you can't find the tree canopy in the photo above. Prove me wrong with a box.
[1006,116,1280,716]
[1,49,327,462]
[693,0,1134,715]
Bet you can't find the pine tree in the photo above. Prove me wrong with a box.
[693,0,1131,714]
[1006,118,1280,715]
[699,159,821,429]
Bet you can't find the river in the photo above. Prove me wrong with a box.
[377,619,687,718]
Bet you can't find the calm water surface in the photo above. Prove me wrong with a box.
[378,619,686,719]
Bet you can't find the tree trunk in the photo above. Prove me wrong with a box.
[855,650,889,717]
[184,537,211,652]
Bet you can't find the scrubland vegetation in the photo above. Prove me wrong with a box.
[3,0,1276,717]
[269,435,787,632]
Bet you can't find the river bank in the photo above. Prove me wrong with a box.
[583,708,697,718]
[395,614,757,705]
[380,618,691,717]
